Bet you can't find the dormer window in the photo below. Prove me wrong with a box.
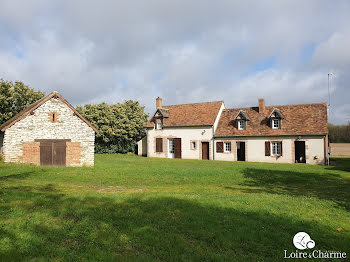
[156,122,163,130]
[268,108,284,129]
[272,119,280,129]
[238,120,246,130]
[234,110,249,130]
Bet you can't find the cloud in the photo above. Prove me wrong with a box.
[0,0,349,124]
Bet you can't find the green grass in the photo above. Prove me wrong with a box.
[0,155,349,261]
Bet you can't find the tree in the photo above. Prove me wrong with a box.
[328,123,350,143]
[0,79,45,125]
[77,100,149,153]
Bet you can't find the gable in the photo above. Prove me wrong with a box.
[0,91,98,133]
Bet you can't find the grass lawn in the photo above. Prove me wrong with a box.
[0,155,349,261]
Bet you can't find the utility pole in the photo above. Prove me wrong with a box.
[327,72,334,166]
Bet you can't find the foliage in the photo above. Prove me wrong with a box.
[0,79,45,125]
[77,101,148,153]
[329,123,350,143]
[0,155,349,261]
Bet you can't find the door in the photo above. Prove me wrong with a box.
[39,140,67,166]
[174,138,182,159]
[237,142,246,161]
[202,142,209,160]
[168,139,174,158]
[295,141,306,163]
[40,142,53,166]
[53,141,66,166]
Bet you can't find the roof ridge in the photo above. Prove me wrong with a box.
[163,100,223,107]
[224,102,327,111]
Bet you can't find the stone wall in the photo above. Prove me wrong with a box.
[0,131,3,155]
[3,97,95,166]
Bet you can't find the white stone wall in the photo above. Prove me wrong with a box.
[3,98,95,166]
[147,126,214,160]
[0,131,4,155]
[214,136,326,165]
[137,137,147,156]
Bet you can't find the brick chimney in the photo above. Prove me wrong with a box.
[156,97,162,109]
[258,98,265,113]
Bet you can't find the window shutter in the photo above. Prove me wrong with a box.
[216,142,224,153]
[265,141,270,156]
[156,138,163,152]
[280,142,283,156]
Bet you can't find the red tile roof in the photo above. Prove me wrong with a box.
[215,103,328,137]
[147,101,223,127]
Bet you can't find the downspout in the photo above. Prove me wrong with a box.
[212,126,215,160]
[323,135,327,166]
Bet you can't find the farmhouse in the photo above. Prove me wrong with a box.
[138,97,329,165]
[0,91,97,167]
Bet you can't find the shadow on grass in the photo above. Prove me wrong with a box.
[0,185,349,261]
[238,167,350,211]
[0,171,35,181]
[327,158,350,172]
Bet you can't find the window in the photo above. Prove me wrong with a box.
[156,122,163,130]
[238,120,246,130]
[191,141,196,150]
[272,119,280,129]
[50,112,57,123]
[224,142,231,152]
[271,142,282,156]
[169,139,174,153]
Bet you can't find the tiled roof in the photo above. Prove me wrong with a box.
[215,103,328,137]
[147,101,223,127]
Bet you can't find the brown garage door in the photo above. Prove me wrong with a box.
[37,139,69,166]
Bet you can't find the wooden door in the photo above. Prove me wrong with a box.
[174,138,182,159]
[39,140,67,166]
[40,142,53,166]
[202,142,209,160]
[53,141,66,166]
[237,142,246,161]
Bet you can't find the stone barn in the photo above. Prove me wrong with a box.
[0,91,98,167]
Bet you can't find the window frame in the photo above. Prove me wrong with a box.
[271,141,282,156]
[224,142,232,152]
[238,120,246,130]
[156,122,163,130]
[271,119,281,129]
[191,141,196,150]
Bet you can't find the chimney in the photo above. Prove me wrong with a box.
[156,97,162,109]
[258,98,265,113]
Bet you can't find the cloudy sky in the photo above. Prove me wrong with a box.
[0,0,349,124]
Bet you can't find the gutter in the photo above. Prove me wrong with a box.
[214,134,328,139]
[323,135,327,166]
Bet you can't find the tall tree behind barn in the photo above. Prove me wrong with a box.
[0,79,45,125]
[77,100,148,153]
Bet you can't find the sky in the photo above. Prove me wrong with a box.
[0,0,349,124]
